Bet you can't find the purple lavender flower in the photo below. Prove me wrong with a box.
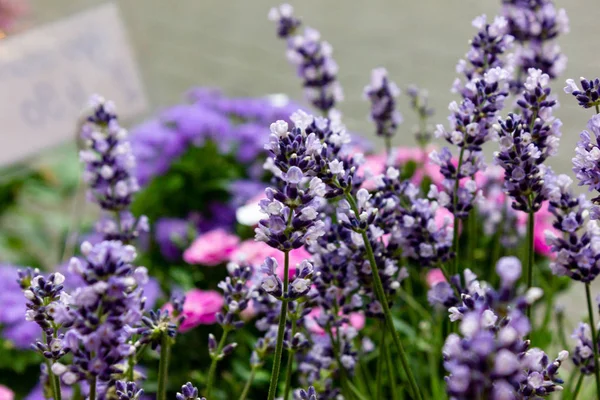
[79,95,149,243]
[364,68,402,141]
[0,265,41,348]
[502,0,569,89]
[57,241,146,392]
[433,15,513,222]
[573,114,600,210]
[565,77,600,111]
[294,386,319,400]
[494,69,561,213]
[571,322,597,376]
[406,84,435,147]
[444,295,567,398]
[176,382,206,400]
[545,173,600,282]
[17,269,73,364]
[138,292,185,350]
[115,380,144,400]
[155,218,196,261]
[270,5,342,115]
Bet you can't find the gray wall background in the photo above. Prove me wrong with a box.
[28,0,599,174]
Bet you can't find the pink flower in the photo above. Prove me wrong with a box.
[426,268,447,287]
[232,240,311,279]
[515,202,557,258]
[304,308,365,335]
[0,0,28,33]
[359,146,444,190]
[164,289,224,332]
[0,385,14,400]
[183,229,239,266]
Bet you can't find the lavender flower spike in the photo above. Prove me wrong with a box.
[176,382,206,400]
[564,77,600,111]
[364,67,402,150]
[79,95,148,243]
[270,4,342,116]
[573,114,600,211]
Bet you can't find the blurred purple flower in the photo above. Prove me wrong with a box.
[155,218,196,261]
[0,265,41,349]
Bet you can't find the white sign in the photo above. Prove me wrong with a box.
[0,2,147,166]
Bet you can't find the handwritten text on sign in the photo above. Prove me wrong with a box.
[0,2,148,166]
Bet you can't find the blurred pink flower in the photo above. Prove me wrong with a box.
[304,307,365,335]
[232,240,311,279]
[164,289,224,332]
[515,202,557,257]
[359,146,444,190]
[0,0,27,32]
[0,384,14,400]
[426,268,447,287]
[183,229,239,265]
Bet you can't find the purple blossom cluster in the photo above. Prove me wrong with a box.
[572,114,600,211]
[269,4,342,115]
[363,68,402,141]
[571,322,597,376]
[501,0,569,88]
[438,257,568,398]
[79,96,149,243]
[131,88,301,186]
[58,241,147,389]
[544,173,600,282]
[406,84,435,147]
[565,78,600,111]
[494,69,561,213]
[0,265,40,348]
[433,15,513,220]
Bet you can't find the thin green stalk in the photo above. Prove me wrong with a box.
[345,194,422,400]
[267,251,290,400]
[326,323,353,400]
[572,373,585,400]
[127,352,135,382]
[238,366,258,400]
[375,329,386,400]
[89,376,96,400]
[360,229,422,400]
[452,147,466,276]
[206,328,230,397]
[347,380,369,400]
[427,319,442,399]
[384,335,399,400]
[468,210,477,268]
[585,283,600,400]
[43,333,61,400]
[283,318,298,400]
[385,136,392,161]
[157,333,171,400]
[356,357,374,399]
[525,208,534,322]
[595,104,600,114]
[564,367,578,397]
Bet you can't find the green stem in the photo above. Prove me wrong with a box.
[345,194,422,400]
[238,366,258,400]
[375,329,385,400]
[525,208,535,322]
[572,373,585,400]
[347,380,369,400]
[127,352,135,382]
[89,376,96,400]
[585,283,600,400]
[595,104,600,114]
[267,251,290,400]
[384,335,399,400]
[283,318,298,400]
[452,147,466,276]
[43,333,61,400]
[157,333,171,400]
[385,136,392,162]
[206,328,231,397]
[427,319,442,399]
[468,210,477,268]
